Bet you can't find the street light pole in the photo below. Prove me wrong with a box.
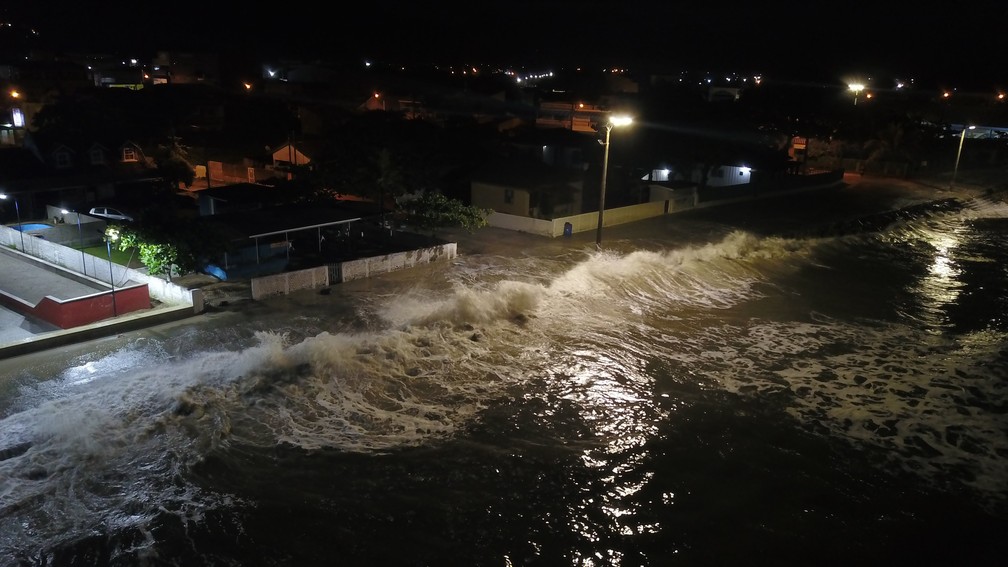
[106,232,118,317]
[950,125,975,190]
[1,193,25,252]
[596,122,613,250]
[62,208,87,276]
[596,115,633,250]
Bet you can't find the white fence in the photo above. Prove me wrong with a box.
[0,224,202,312]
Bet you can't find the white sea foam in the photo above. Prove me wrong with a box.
[2,218,1003,560]
[675,318,1008,501]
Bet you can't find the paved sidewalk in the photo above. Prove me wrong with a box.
[0,247,197,359]
[0,247,111,346]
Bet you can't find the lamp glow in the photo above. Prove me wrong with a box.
[596,115,634,249]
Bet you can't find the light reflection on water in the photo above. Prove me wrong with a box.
[1,195,1006,564]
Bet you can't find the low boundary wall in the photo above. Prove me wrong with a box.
[251,266,329,301]
[0,282,150,329]
[489,200,676,237]
[338,243,457,282]
[250,242,458,300]
[488,171,845,237]
[0,224,202,313]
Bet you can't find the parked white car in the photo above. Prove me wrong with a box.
[88,206,134,222]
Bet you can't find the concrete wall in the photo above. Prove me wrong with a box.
[488,172,845,237]
[251,266,328,300]
[485,213,554,236]
[0,224,201,312]
[338,243,457,282]
[249,242,458,300]
[489,200,670,237]
[32,284,150,328]
[39,209,107,248]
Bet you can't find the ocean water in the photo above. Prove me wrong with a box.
[1,188,1006,566]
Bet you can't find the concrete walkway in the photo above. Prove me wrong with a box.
[0,247,111,346]
[0,247,197,360]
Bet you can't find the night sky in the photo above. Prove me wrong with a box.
[3,2,1005,89]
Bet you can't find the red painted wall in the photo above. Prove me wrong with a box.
[6,284,150,329]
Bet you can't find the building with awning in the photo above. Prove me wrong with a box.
[199,201,375,280]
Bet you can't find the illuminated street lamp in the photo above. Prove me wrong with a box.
[950,125,976,190]
[848,83,865,106]
[106,227,119,317]
[0,192,25,252]
[62,208,87,276]
[596,114,633,249]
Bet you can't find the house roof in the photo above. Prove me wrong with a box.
[271,136,329,156]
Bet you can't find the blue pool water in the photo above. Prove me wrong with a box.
[13,223,53,232]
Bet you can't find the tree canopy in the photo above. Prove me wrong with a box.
[113,217,231,279]
[399,191,491,235]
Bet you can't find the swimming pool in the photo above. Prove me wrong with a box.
[12,223,53,232]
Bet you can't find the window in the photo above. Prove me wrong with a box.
[122,147,137,162]
[504,188,514,204]
[90,148,105,165]
[55,151,71,169]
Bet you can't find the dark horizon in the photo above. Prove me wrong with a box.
[2,2,1004,91]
